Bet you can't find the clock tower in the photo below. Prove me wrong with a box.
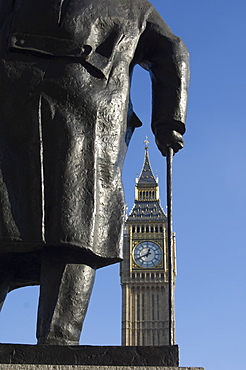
[121,141,177,346]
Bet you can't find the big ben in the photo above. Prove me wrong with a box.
[121,140,177,346]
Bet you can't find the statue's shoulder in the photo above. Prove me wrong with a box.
[130,0,154,11]
[115,0,154,14]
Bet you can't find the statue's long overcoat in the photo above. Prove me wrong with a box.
[0,0,189,287]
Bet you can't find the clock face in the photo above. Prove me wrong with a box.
[133,241,162,268]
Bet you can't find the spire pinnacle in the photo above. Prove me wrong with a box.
[137,139,157,187]
[144,136,149,151]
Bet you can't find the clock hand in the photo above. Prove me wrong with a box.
[136,252,148,260]
[146,248,152,257]
[138,248,152,259]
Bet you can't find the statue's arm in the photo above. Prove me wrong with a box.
[136,8,190,156]
[0,0,14,31]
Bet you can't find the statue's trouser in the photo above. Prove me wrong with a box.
[0,285,9,312]
[37,249,96,345]
[0,258,11,312]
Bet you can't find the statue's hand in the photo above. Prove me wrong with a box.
[155,129,184,156]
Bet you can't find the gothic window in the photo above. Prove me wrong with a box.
[142,294,145,321]
[157,294,160,320]
[137,294,140,321]
[152,294,155,320]
[157,331,160,345]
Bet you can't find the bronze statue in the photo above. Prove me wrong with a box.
[0,0,189,344]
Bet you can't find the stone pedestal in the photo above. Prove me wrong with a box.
[0,344,178,366]
[0,344,204,370]
[0,367,204,370]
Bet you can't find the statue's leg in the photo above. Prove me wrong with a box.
[37,250,96,345]
[0,256,12,312]
[0,285,9,312]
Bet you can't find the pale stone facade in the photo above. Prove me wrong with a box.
[121,145,177,346]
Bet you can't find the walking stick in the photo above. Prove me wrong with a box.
[166,146,175,346]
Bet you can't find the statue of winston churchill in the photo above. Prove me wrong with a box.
[0,0,189,344]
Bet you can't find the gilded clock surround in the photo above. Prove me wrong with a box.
[132,240,163,269]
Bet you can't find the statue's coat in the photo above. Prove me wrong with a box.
[0,0,189,288]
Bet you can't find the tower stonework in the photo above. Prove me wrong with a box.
[121,144,177,346]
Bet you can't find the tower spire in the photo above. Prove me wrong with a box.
[137,138,157,188]
[128,140,166,220]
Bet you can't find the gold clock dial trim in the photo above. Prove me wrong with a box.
[133,241,162,268]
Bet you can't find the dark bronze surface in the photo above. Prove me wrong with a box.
[0,0,189,344]
[166,147,175,345]
[0,344,179,366]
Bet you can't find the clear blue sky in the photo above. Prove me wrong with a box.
[1,1,246,370]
